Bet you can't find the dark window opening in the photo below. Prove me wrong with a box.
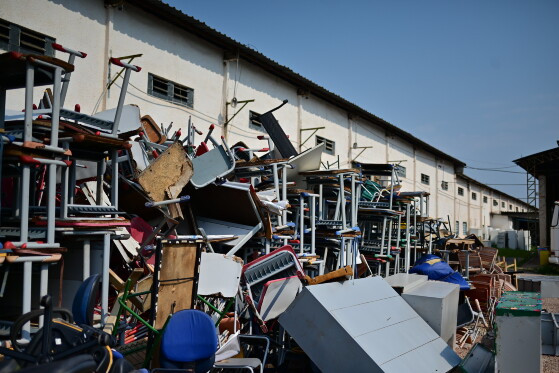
[316,136,335,155]
[0,18,55,56]
[148,73,194,108]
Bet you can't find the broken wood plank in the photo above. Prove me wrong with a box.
[138,141,193,202]
[104,268,144,333]
[305,265,353,285]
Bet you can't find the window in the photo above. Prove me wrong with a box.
[455,221,459,235]
[509,204,513,210]
[316,136,335,155]
[483,196,488,204]
[493,199,498,206]
[421,173,430,185]
[516,207,519,212]
[148,73,194,108]
[457,187,464,196]
[441,181,449,190]
[0,18,55,56]
[396,165,406,178]
[463,222,468,235]
[248,111,266,132]
[522,208,525,212]
[472,192,477,201]
[502,202,505,208]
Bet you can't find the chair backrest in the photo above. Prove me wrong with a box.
[160,309,218,364]
[72,274,100,326]
[457,251,482,268]
[479,247,497,269]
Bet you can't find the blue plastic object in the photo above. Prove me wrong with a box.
[409,254,470,291]
[160,309,218,363]
[111,349,124,359]
[72,274,100,325]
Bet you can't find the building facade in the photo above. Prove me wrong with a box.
[1,0,534,237]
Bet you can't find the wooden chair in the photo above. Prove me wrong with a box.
[464,287,489,312]
[471,274,501,300]
[479,247,498,271]
[458,251,483,276]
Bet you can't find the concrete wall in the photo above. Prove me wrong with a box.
[0,0,533,233]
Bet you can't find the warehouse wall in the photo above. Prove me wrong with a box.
[0,0,532,234]
[2,0,107,113]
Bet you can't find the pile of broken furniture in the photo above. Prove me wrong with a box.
[0,44,548,373]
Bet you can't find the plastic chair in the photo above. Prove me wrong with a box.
[190,128,235,189]
[72,273,100,326]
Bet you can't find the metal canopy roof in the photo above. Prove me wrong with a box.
[514,147,559,177]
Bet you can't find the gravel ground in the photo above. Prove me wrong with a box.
[542,297,559,373]
[453,296,559,372]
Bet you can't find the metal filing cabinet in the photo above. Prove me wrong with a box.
[401,280,460,348]
[279,277,461,373]
[495,292,542,373]
[385,273,427,294]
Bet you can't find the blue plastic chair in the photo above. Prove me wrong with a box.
[72,274,100,326]
[157,309,218,373]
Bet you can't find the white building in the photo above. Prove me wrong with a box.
[0,0,534,236]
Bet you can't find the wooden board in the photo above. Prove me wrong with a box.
[235,158,289,167]
[154,242,200,329]
[299,168,360,176]
[104,269,144,334]
[305,265,353,285]
[138,142,193,202]
[32,217,130,227]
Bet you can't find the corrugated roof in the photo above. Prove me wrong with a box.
[124,0,466,167]
[120,0,532,206]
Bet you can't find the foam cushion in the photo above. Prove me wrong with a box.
[161,309,218,363]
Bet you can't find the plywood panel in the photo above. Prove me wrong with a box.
[154,242,200,329]
[138,142,193,202]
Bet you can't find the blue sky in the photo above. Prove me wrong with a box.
[168,0,559,202]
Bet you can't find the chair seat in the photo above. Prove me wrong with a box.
[214,357,262,368]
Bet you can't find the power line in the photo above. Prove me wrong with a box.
[471,165,519,170]
[458,156,518,166]
[465,166,525,174]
